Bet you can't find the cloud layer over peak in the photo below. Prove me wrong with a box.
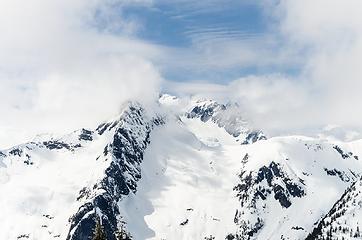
[1,0,362,146]
[0,0,162,147]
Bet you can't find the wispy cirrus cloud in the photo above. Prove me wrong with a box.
[130,0,303,82]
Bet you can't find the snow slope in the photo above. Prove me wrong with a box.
[120,116,244,239]
[0,102,163,240]
[233,137,362,240]
[0,128,109,239]
[1,95,362,240]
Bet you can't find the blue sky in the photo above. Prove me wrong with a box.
[120,1,299,83]
[123,1,266,47]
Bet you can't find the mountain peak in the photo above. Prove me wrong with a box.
[2,99,362,240]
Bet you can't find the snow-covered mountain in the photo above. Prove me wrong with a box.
[1,94,362,240]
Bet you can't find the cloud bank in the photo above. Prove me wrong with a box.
[248,0,362,134]
[169,0,362,138]
[1,0,362,146]
[0,0,162,147]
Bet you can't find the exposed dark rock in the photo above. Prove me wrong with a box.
[187,101,223,122]
[234,161,305,238]
[186,100,266,144]
[242,130,267,145]
[292,226,304,230]
[333,145,353,159]
[204,235,216,240]
[9,148,22,157]
[242,153,249,164]
[180,219,189,226]
[43,141,71,150]
[96,122,112,135]
[43,140,81,151]
[274,184,291,208]
[252,162,304,207]
[324,168,351,182]
[225,234,236,240]
[78,129,93,141]
[248,218,264,237]
[17,234,29,239]
[67,104,163,240]
[23,159,33,165]
[43,214,54,219]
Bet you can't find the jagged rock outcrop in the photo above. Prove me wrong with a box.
[233,160,305,238]
[67,103,164,240]
[185,98,266,144]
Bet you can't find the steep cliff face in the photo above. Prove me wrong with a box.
[67,103,164,240]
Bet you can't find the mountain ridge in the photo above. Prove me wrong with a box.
[1,96,362,240]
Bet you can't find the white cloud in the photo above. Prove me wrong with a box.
[165,75,312,135]
[274,1,362,127]
[174,0,362,138]
[0,0,162,148]
[2,0,362,147]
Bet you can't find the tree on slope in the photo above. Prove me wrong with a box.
[92,218,107,240]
